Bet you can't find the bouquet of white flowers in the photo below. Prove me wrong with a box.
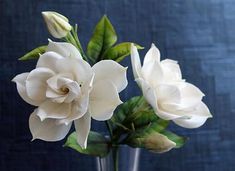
[12,11,212,171]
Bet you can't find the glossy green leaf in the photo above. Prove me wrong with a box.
[111,96,168,130]
[111,96,149,124]
[103,42,144,62]
[18,45,47,60]
[87,15,117,62]
[64,131,110,157]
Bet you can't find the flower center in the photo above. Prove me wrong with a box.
[46,74,82,103]
[60,86,69,94]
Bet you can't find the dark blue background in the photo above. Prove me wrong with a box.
[0,0,234,170]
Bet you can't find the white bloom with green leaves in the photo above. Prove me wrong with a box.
[42,11,72,38]
[12,41,127,148]
[131,44,212,128]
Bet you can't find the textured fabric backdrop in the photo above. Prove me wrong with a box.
[0,0,234,170]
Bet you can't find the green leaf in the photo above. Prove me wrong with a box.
[87,15,117,62]
[111,96,149,124]
[103,42,144,62]
[111,96,168,130]
[111,96,169,143]
[64,131,110,157]
[18,45,47,60]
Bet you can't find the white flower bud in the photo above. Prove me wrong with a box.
[144,132,176,153]
[42,11,72,38]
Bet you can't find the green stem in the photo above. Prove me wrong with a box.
[112,146,119,171]
[105,120,113,137]
[65,31,88,61]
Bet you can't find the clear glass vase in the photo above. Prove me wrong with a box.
[96,145,140,171]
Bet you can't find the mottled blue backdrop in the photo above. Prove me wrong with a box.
[0,0,234,171]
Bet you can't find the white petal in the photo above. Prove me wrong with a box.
[58,100,88,125]
[74,113,91,149]
[155,84,181,104]
[136,78,180,120]
[89,80,122,121]
[55,77,81,103]
[59,74,94,125]
[37,100,71,121]
[29,110,72,141]
[142,60,164,87]
[46,87,64,99]
[12,73,41,106]
[156,107,182,120]
[158,83,205,114]
[130,44,142,79]
[56,58,92,84]
[36,51,63,72]
[46,82,68,104]
[192,101,212,117]
[47,73,74,90]
[64,81,81,103]
[161,59,182,81]
[178,82,205,108]
[92,60,128,92]
[173,116,209,129]
[143,43,160,66]
[26,68,55,102]
[47,41,82,59]
[173,102,212,128]
[136,78,158,110]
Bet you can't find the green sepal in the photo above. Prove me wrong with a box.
[160,130,188,148]
[87,15,117,63]
[64,131,110,157]
[18,45,47,60]
[103,42,144,62]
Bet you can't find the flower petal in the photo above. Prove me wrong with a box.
[74,113,91,149]
[56,58,92,84]
[26,68,55,102]
[131,44,142,79]
[143,43,160,66]
[58,99,88,125]
[191,101,212,117]
[89,80,122,121]
[58,74,94,125]
[47,73,74,90]
[36,51,63,72]
[136,78,180,120]
[173,116,208,129]
[161,59,182,81]
[173,102,212,128]
[37,100,71,121]
[12,73,41,106]
[92,60,128,92]
[29,110,72,141]
[47,40,82,59]
[155,84,181,104]
[136,78,158,110]
[178,82,205,108]
[142,60,164,87]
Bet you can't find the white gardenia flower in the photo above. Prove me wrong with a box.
[12,41,127,148]
[42,11,72,38]
[131,43,212,128]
